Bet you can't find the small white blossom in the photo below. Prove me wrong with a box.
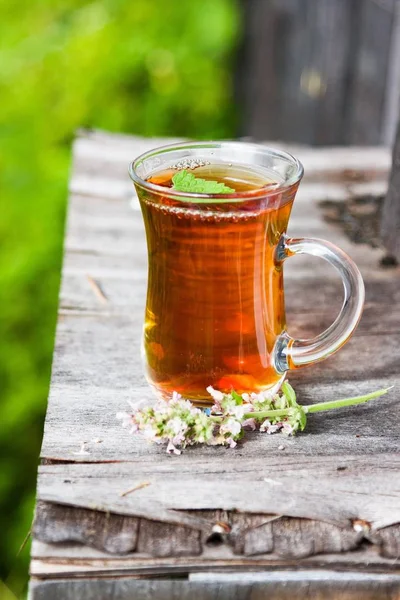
[168,417,187,435]
[166,417,188,445]
[267,423,282,434]
[183,399,197,411]
[117,380,388,453]
[128,399,149,411]
[282,422,295,436]
[249,383,282,405]
[220,418,242,437]
[115,411,135,427]
[166,441,181,455]
[142,424,158,441]
[242,418,257,430]
[259,419,271,432]
[260,419,282,434]
[274,395,287,410]
[222,397,238,415]
[206,385,225,402]
[231,405,246,420]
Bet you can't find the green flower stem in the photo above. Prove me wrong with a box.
[210,408,291,422]
[122,384,394,452]
[244,408,291,420]
[304,387,392,414]
[222,387,392,423]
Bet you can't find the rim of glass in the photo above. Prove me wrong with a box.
[129,141,304,201]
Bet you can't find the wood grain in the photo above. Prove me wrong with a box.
[29,131,400,598]
[346,0,396,145]
[237,0,398,145]
[29,573,400,600]
[35,455,400,530]
[382,120,400,260]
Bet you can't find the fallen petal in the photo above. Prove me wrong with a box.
[242,418,257,431]
[166,441,182,455]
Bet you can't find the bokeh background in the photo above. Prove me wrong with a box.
[0,1,238,597]
[1,0,399,597]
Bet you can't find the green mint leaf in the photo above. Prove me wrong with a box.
[282,382,297,407]
[297,406,307,431]
[172,169,235,194]
[231,391,243,405]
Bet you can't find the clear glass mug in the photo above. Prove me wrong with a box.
[129,142,364,403]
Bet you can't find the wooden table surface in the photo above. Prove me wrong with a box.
[29,131,400,599]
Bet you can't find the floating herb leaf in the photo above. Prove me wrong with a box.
[172,169,235,194]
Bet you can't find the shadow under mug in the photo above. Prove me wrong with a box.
[129,141,365,403]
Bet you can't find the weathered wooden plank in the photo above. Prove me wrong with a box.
[346,0,396,145]
[237,0,398,145]
[40,395,400,464]
[41,371,400,461]
[241,517,361,557]
[59,289,400,339]
[58,266,400,333]
[382,120,400,261]
[51,309,400,385]
[237,0,355,144]
[377,523,400,558]
[60,253,398,318]
[28,571,400,600]
[72,129,391,176]
[35,454,400,533]
[311,0,356,145]
[30,131,400,593]
[39,293,400,465]
[33,503,140,554]
[69,177,389,210]
[63,187,389,297]
[59,197,399,308]
[30,538,400,569]
[43,154,400,464]
[382,1,400,145]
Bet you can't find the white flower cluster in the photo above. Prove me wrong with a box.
[117,381,305,454]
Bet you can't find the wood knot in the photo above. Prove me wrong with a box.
[380,254,398,268]
[340,168,370,183]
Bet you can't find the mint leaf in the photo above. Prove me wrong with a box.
[282,382,297,407]
[172,169,235,194]
[231,391,243,405]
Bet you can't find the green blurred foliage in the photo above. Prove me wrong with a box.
[0,0,239,595]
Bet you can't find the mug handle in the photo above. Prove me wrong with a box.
[273,236,365,372]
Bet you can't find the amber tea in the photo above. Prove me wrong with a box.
[130,142,364,405]
[138,163,292,401]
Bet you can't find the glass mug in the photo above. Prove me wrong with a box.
[129,142,364,403]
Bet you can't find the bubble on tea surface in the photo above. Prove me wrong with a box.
[169,158,211,170]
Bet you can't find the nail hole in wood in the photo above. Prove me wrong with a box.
[206,522,231,546]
